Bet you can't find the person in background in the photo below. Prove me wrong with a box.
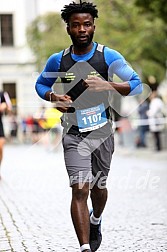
[9,112,18,143]
[0,91,12,179]
[147,90,165,151]
[137,99,149,147]
[33,105,47,143]
[42,105,62,150]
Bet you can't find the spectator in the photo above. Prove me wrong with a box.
[9,112,18,143]
[0,91,12,179]
[136,100,149,147]
[147,90,165,151]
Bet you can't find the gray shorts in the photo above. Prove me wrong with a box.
[62,133,114,188]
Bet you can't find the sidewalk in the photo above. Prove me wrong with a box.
[114,130,167,161]
[0,142,167,251]
[115,144,167,161]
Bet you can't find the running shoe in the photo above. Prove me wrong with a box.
[89,212,102,251]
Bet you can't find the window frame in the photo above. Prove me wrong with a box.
[0,14,14,47]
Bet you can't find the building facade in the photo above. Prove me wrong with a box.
[0,0,70,116]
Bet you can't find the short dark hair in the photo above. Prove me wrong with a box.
[61,1,98,24]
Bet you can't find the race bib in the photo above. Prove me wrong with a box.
[76,103,107,133]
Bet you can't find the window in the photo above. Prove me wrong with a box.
[0,14,14,46]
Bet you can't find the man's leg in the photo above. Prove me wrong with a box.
[90,135,113,218]
[90,185,108,218]
[89,135,114,251]
[62,134,93,251]
[89,185,107,251]
[71,182,91,251]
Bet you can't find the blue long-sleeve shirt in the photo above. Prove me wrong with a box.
[35,42,142,99]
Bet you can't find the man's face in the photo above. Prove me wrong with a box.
[67,13,95,48]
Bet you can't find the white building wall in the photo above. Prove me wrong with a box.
[0,0,71,116]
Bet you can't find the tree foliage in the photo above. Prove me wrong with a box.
[26,12,70,71]
[94,0,166,83]
[135,0,167,23]
[26,0,166,84]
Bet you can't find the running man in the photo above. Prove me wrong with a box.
[35,1,143,251]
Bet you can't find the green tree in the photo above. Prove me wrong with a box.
[134,0,167,84]
[135,0,167,23]
[94,0,166,83]
[27,0,166,83]
[26,12,70,71]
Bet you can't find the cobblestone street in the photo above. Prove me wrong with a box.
[0,142,167,252]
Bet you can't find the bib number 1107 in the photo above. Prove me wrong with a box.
[76,103,107,132]
[82,113,101,125]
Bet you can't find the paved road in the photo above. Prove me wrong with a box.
[0,142,167,252]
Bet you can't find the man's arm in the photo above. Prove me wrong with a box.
[35,52,63,99]
[44,91,72,113]
[84,76,131,96]
[35,52,72,112]
[85,47,143,96]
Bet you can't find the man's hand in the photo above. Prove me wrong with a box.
[84,76,112,92]
[53,94,73,113]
